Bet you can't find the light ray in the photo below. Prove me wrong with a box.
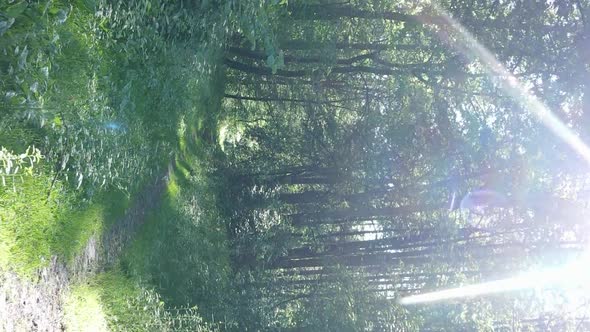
[401,4,590,305]
[426,5,590,164]
[400,270,555,305]
[400,252,590,305]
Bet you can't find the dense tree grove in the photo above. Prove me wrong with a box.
[2,0,590,330]
[217,0,590,330]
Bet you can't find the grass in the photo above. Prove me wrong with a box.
[0,173,129,276]
[109,45,236,325]
[121,153,233,317]
[64,280,110,332]
[65,267,220,331]
[65,268,167,332]
[60,148,232,330]
[0,0,194,277]
[1,0,129,276]
[2,0,235,329]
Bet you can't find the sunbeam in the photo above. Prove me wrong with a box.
[400,252,590,305]
[400,3,590,306]
[426,4,590,164]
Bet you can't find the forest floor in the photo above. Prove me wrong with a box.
[0,171,168,331]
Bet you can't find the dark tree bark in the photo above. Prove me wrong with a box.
[271,249,437,269]
[225,57,417,77]
[288,204,440,226]
[224,93,358,106]
[280,40,422,52]
[228,46,379,66]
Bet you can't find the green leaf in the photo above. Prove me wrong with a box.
[53,116,63,128]
[4,1,28,18]
[0,17,15,36]
[276,50,285,68]
[267,53,277,74]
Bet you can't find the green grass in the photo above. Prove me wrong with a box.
[0,174,129,276]
[64,280,110,332]
[1,0,132,277]
[65,269,167,332]
[56,191,129,261]
[65,268,218,331]
[0,0,201,277]
[112,49,235,325]
[2,0,235,328]
[122,158,233,312]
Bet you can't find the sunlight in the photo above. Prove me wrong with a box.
[425,4,590,165]
[400,271,548,305]
[400,252,590,305]
[401,3,590,306]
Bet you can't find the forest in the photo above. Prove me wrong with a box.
[1,0,590,331]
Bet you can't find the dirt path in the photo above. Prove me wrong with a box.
[0,174,167,331]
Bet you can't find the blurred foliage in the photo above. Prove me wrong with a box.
[4,0,590,330]
[0,173,129,275]
[122,153,234,326]
[0,145,43,189]
[65,268,219,332]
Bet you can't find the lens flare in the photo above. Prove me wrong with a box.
[401,4,590,306]
[425,6,590,164]
[400,253,590,305]
[400,272,543,305]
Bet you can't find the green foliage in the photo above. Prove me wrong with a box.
[209,0,288,73]
[8,0,588,330]
[65,269,218,331]
[0,173,128,276]
[0,0,214,195]
[0,0,227,276]
[218,0,590,329]
[0,145,43,188]
[122,159,233,324]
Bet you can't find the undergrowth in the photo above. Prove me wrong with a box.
[122,150,234,327]
[65,268,218,332]
[0,175,128,276]
[1,0,283,329]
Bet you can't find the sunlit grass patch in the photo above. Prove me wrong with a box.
[66,268,219,331]
[54,190,129,264]
[64,281,110,332]
[0,173,129,277]
[65,269,169,331]
[93,270,161,330]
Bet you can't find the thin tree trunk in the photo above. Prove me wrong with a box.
[288,204,440,226]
